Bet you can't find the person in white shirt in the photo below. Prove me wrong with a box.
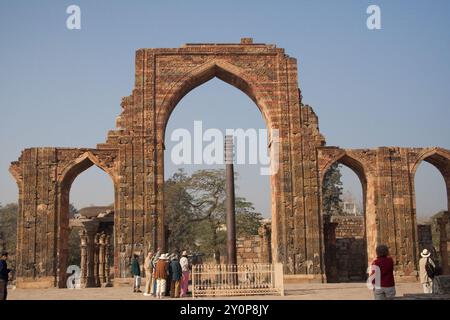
[180,251,190,297]
[419,248,436,294]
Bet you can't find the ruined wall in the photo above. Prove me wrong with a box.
[237,236,263,264]
[9,40,450,287]
[332,216,366,282]
[236,223,272,264]
[112,39,327,278]
[318,147,450,278]
[417,224,433,252]
[10,148,118,288]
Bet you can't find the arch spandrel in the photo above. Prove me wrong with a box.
[409,147,450,177]
[156,59,277,140]
[317,147,376,185]
[57,149,119,187]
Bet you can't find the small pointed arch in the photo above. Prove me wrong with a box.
[321,152,368,189]
[59,151,117,189]
[412,147,450,217]
[320,151,370,282]
[411,147,450,178]
[157,59,273,141]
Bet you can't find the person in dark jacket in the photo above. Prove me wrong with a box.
[166,254,174,296]
[169,255,183,298]
[0,251,11,300]
[131,254,142,293]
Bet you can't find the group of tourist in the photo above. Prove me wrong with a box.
[131,249,190,299]
[370,245,437,300]
[0,245,441,300]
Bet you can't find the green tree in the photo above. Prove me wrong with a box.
[235,197,263,237]
[67,204,81,266]
[164,169,196,252]
[322,163,343,215]
[0,203,18,269]
[164,169,263,262]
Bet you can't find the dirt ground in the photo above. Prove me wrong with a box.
[7,282,426,300]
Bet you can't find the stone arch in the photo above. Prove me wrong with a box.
[56,151,118,287]
[320,152,368,195]
[411,147,450,176]
[154,59,281,255]
[411,147,450,219]
[319,150,378,278]
[156,59,274,142]
[58,151,117,187]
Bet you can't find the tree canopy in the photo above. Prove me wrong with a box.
[322,163,344,215]
[164,169,263,262]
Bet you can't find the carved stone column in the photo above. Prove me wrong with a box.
[437,215,449,275]
[104,234,111,286]
[83,223,98,287]
[79,229,88,287]
[323,215,338,283]
[93,233,100,287]
[98,233,106,285]
[258,223,272,264]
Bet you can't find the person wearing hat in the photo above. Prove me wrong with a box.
[0,251,11,300]
[143,251,154,296]
[154,253,169,299]
[180,250,190,297]
[419,248,436,293]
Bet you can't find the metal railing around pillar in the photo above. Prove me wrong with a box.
[192,263,284,297]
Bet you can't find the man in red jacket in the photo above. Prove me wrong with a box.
[371,244,396,300]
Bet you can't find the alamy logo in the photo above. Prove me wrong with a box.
[170,121,280,176]
[366,5,381,30]
[66,265,81,289]
[66,5,81,30]
[366,265,381,290]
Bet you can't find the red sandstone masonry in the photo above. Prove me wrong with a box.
[9,39,450,287]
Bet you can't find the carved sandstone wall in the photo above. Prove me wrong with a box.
[9,39,450,287]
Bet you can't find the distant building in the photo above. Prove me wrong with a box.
[341,201,362,216]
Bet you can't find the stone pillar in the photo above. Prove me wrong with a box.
[258,223,272,264]
[79,229,88,287]
[84,223,98,287]
[98,233,106,285]
[437,215,449,275]
[323,215,338,283]
[93,233,100,287]
[105,234,111,286]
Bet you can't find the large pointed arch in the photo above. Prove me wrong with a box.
[411,148,450,178]
[319,150,378,281]
[157,59,274,141]
[411,147,450,213]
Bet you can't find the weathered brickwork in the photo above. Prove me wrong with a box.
[236,223,272,264]
[324,215,366,282]
[417,224,433,252]
[317,147,450,278]
[9,40,450,287]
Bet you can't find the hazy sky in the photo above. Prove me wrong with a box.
[1,0,449,218]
